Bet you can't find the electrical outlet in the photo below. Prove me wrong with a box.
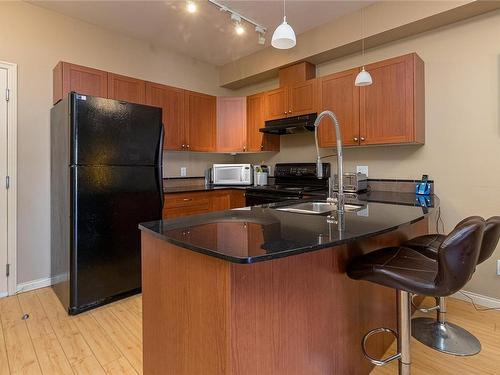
[180,167,187,177]
[357,165,368,177]
[497,260,500,276]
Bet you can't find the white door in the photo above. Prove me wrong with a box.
[0,67,8,297]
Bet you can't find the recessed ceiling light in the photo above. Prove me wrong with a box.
[235,24,245,35]
[186,1,197,13]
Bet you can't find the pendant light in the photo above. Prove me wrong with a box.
[355,8,372,87]
[272,0,296,49]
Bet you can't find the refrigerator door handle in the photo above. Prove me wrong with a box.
[157,123,164,210]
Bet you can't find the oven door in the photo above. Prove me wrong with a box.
[245,192,301,207]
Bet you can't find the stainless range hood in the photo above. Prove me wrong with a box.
[259,113,317,135]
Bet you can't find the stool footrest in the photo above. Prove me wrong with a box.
[362,327,401,366]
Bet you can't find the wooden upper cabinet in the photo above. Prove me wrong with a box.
[247,93,279,152]
[185,91,216,152]
[279,62,316,87]
[53,62,108,104]
[318,69,360,147]
[108,73,146,105]
[264,87,288,120]
[145,82,185,150]
[288,79,318,116]
[216,97,247,152]
[360,53,424,145]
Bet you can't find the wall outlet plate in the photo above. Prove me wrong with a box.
[356,165,368,177]
[497,260,500,276]
[180,167,187,177]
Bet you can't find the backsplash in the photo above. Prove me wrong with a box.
[162,152,235,178]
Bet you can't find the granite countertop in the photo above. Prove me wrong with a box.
[139,195,438,264]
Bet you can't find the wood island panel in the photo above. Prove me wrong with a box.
[142,218,428,375]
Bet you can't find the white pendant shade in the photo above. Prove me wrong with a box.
[355,67,373,87]
[271,16,296,49]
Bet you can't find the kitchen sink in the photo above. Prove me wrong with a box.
[274,201,364,215]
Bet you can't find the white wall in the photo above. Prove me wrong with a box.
[0,2,228,285]
[237,10,500,299]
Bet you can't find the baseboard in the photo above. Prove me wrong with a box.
[16,276,53,294]
[451,290,500,309]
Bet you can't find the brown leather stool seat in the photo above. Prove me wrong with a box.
[347,218,485,374]
[401,216,500,356]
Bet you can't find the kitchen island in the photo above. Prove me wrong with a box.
[139,198,436,375]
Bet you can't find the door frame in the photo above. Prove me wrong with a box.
[0,60,17,296]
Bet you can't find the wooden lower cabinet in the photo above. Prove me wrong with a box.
[163,190,246,219]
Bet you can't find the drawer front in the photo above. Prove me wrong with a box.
[164,193,211,209]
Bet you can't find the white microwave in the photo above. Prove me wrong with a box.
[212,164,253,186]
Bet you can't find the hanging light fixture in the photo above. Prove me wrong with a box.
[272,0,296,49]
[355,8,372,87]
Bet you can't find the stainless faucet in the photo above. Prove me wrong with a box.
[314,110,345,214]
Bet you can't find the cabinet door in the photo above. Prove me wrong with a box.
[216,97,247,152]
[145,82,185,150]
[247,94,279,152]
[211,191,231,212]
[53,62,108,104]
[360,54,414,145]
[185,91,216,152]
[288,79,318,116]
[264,87,288,121]
[108,73,146,105]
[318,69,360,147]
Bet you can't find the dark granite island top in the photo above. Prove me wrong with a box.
[139,197,437,264]
[140,197,437,375]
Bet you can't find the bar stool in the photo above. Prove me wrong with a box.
[347,218,484,375]
[403,216,500,356]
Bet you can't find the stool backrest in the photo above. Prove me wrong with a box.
[478,216,500,265]
[435,219,485,295]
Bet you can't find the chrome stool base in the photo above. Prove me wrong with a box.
[411,317,481,356]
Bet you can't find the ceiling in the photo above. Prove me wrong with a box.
[32,0,375,66]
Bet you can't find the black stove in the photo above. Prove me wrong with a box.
[245,163,330,206]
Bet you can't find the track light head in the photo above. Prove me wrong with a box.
[186,1,197,13]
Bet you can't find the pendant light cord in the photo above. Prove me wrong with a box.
[361,7,365,58]
[283,0,286,21]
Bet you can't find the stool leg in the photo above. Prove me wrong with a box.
[398,290,411,375]
[412,296,481,356]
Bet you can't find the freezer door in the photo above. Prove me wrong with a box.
[70,165,162,312]
[71,93,162,166]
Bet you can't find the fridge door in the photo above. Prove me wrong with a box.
[70,165,162,313]
[71,93,163,166]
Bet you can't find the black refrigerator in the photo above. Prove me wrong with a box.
[51,92,163,315]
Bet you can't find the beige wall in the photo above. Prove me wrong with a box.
[0,2,230,285]
[237,10,500,299]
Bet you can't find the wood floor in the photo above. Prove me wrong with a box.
[0,288,498,374]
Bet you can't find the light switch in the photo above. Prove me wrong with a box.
[180,167,187,177]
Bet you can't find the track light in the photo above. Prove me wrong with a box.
[208,0,266,45]
[186,1,197,13]
[256,26,266,45]
[231,13,244,35]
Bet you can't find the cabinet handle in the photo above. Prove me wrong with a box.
[360,137,365,141]
[288,110,292,114]
[182,144,185,148]
[354,137,359,142]
[182,198,192,201]
[284,111,287,115]
[260,145,264,150]
[186,144,190,149]
[243,146,246,151]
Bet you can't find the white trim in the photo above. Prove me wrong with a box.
[16,276,53,294]
[0,60,17,296]
[451,290,500,310]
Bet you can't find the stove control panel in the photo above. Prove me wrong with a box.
[274,163,330,178]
